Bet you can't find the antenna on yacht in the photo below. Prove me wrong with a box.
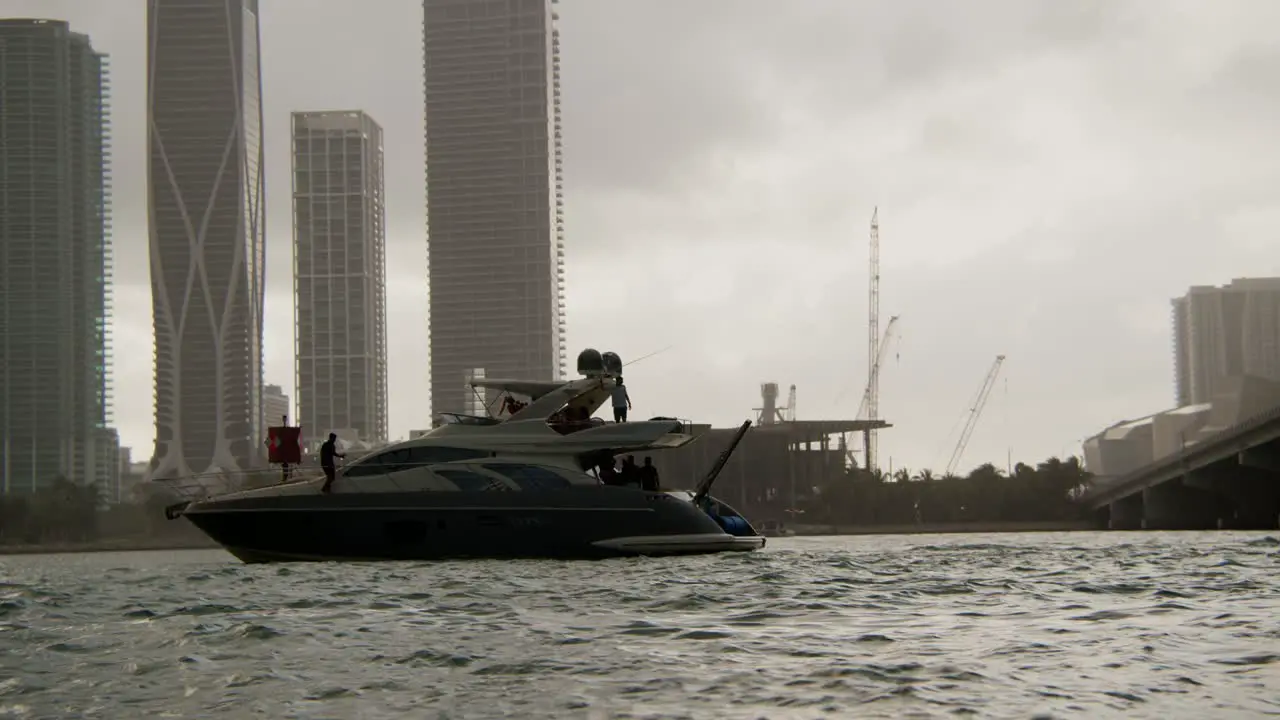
[691,420,753,506]
[471,385,496,418]
[624,345,674,368]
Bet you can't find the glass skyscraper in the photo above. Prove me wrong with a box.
[423,0,567,415]
[0,19,112,494]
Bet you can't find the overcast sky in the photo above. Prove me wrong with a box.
[9,0,1280,474]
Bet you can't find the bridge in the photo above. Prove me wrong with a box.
[1082,405,1280,529]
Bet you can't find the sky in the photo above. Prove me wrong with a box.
[8,0,1280,475]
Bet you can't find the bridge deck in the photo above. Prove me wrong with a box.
[1083,406,1280,509]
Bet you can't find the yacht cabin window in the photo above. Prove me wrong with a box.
[483,464,572,491]
[434,413,502,427]
[434,469,511,492]
[345,446,492,477]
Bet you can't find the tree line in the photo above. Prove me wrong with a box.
[0,471,282,547]
[782,455,1093,526]
[0,458,1095,545]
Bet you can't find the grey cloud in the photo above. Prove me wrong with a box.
[560,0,1186,265]
[1204,43,1280,117]
[558,2,784,198]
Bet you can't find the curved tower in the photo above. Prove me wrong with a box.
[146,0,265,480]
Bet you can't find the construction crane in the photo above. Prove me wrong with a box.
[834,315,899,406]
[856,315,899,421]
[865,208,882,473]
[945,355,1007,476]
[842,315,899,466]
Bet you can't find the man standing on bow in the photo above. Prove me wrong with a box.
[319,433,345,493]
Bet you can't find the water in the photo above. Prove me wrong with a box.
[1,532,1277,719]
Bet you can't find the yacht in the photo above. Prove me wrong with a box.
[163,349,767,563]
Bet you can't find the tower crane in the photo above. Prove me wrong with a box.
[857,315,899,422]
[841,315,899,466]
[944,355,1006,476]
[834,315,899,406]
[865,208,882,473]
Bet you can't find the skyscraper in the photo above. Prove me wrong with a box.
[146,0,265,480]
[291,110,389,445]
[1171,277,1280,406]
[423,0,567,415]
[263,383,290,427]
[0,19,112,494]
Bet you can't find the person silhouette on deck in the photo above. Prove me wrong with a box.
[319,433,346,494]
[599,457,622,486]
[639,456,660,492]
[620,455,639,486]
[611,377,632,423]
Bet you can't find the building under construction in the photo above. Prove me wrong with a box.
[643,383,889,523]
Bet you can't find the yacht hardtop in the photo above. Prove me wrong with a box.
[330,349,695,479]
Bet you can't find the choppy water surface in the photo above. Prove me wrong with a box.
[2,532,1278,719]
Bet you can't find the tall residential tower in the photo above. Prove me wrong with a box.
[1172,277,1280,406]
[292,110,389,445]
[263,383,290,426]
[0,19,112,494]
[146,0,266,480]
[423,0,567,415]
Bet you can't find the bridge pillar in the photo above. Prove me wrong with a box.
[1239,446,1280,472]
[1108,492,1144,530]
[1141,480,1220,530]
[1185,464,1280,530]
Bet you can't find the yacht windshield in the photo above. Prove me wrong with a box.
[434,412,501,427]
[548,405,603,435]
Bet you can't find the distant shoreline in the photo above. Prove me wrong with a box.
[0,536,222,556]
[789,520,1098,536]
[0,521,1102,556]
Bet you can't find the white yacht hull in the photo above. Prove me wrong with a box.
[591,532,766,555]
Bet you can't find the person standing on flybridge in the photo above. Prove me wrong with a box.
[611,377,632,423]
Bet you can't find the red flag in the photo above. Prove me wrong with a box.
[266,426,302,465]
